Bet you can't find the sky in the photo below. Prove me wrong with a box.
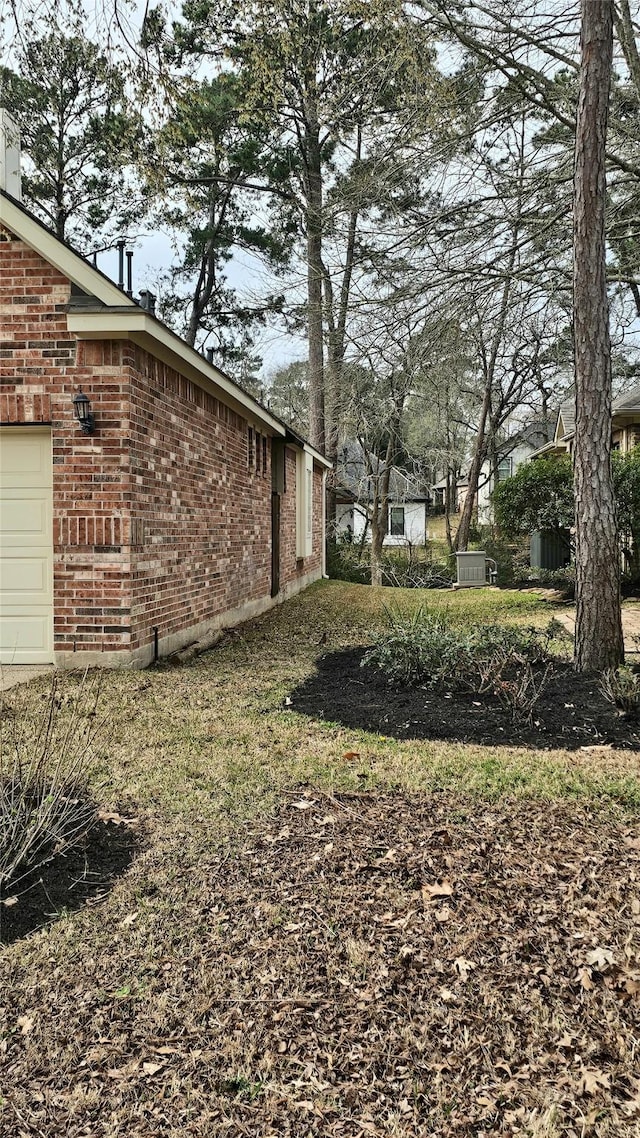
[0,0,308,377]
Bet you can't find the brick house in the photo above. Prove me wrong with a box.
[0,188,331,667]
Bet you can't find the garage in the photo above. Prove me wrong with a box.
[0,428,53,664]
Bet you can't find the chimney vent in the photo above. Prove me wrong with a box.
[0,109,22,200]
[139,289,156,315]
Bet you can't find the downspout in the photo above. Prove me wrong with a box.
[322,469,328,578]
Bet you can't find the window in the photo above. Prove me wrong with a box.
[248,427,254,468]
[262,435,268,476]
[306,468,313,536]
[296,449,314,558]
[496,457,512,482]
[256,432,261,473]
[390,506,405,536]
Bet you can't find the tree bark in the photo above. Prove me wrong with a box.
[454,382,491,551]
[370,458,393,586]
[306,109,325,452]
[573,0,623,671]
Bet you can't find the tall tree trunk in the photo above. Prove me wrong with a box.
[324,199,359,537]
[306,112,325,452]
[454,383,491,551]
[367,430,396,586]
[444,469,454,553]
[573,0,623,671]
[370,511,385,586]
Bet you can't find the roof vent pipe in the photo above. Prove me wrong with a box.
[206,347,214,363]
[126,250,133,296]
[116,239,125,291]
[0,109,22,200]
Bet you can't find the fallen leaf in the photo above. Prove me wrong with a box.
[422,880,454,903]
[434,906,453,923]
[585,947,616,971]
[97,809,138,825]
[454,957,477,981]
[579,1068,611,1096]
[142,1062,164,1076]
[620,1086,640,1117]
[1,896,18,907]
[342,752,360,760]
[120,913,138,927]
[439,988,457,1003]
[17,1015,34,1035]
[291,799,314,811]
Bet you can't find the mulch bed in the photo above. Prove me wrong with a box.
[290,649,640,749]
[0,815,140,945]
[3,791,640,1135]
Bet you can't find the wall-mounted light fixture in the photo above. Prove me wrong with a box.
[72,388,95,435]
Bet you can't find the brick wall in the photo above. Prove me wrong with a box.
[124,346,273,654]
[1,229,134,657]
[1,226,325,664]
[279,448,323,589]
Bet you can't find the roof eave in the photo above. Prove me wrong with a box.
[66,309,286,436]
[0,191,138,309]
[284,426,332,469]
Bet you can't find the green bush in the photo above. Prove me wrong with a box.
[326,540,370,584]
[512,560,576,598]
[363,608,564,721]
[362,605,474,685]
[483,535,529,587]
[492,456,574,537]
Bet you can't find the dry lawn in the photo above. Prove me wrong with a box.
[2,581,640,1137]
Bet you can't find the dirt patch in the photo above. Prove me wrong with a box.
[2,791,640,1135]
[0,816,140,944]
[289,648,640,749]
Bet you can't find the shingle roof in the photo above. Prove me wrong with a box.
[557,398,575,439]
[337,441,430,501]
[612,383,640,412]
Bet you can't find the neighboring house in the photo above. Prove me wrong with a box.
[335,441,431,547]
[526,390,640,570]
[431,476,464,514]
[0,185,331,667]
[474,419,554,524]
[533,388,640,458]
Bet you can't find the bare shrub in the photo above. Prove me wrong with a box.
[0,671,103,891]
[479,654,553,724]
[600,666,640,718]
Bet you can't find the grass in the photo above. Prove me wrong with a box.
[3,580,640,1136]
[4,581,638,829]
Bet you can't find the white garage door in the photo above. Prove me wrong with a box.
[0,428,53,664]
